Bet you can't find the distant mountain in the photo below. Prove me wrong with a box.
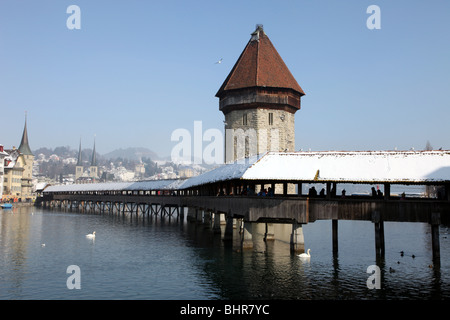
[34,146,164,162]
[103,147,162,161]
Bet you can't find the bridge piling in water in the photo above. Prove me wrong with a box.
[332,219,338,254]
[430,212,441,266]
[372,211,385,259]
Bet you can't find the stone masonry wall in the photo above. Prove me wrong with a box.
[224,108,295,163]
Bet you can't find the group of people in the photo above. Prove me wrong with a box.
[217,184,402,199]
[371,187,384,198]
[256,187,274,197]
[218,186,276,197]
[307,186,344,198]
[307,186,388,199]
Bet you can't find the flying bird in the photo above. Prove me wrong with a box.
[215,58,223,64]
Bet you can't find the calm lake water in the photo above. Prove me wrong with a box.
[0,205,449,301]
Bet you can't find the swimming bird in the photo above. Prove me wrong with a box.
[86,231,96,238]
[41,243,45,247]
[298,249,311,259]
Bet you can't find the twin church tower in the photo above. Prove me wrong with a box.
[75,139,98,182]
[218,25,305,162]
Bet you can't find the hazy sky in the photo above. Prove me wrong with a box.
[1,0,449,158]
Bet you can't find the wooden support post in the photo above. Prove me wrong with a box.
[196,209,203,223]
[224,213,234,241]
[203,211,211,228]
[372,211,385,258]
[444,183,450,201]
[332,219,338,254]
[187,207,196,222]
[430,212,441,266]
[297,183,302,196]
[265,223,275,241]
[213,213,222,234]
[326,182,332,200]
[384,183,391,200]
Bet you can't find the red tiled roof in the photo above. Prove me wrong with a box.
[216,26,305,97]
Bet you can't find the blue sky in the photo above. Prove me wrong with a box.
[1,0,449,158]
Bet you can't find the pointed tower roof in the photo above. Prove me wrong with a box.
[216,25,305,98]
[18,113,33,156]
[91,138,97,167]
[76,139,83,166]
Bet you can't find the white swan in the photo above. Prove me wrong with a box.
[86,231,96,238]
[299,249,311,259]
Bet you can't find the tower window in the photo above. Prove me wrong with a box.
[243,114,248,125]
[268,113,273,125]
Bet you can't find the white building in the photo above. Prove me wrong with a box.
[0,145,8,199]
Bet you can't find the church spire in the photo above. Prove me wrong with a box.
[18,112,33,156]
[91,137,97,166]
[76,138,83,166]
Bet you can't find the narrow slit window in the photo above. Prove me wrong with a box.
[268,113,273,125]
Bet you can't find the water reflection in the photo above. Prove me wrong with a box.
[179,216,450,299]
[0,206,449,299]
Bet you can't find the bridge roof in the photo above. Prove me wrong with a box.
[44,179,185,193]
[44,151,450,193]
[180,150,450,188]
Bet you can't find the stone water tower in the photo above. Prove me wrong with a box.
[216,25,305,163]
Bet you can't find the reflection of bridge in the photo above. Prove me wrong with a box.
[41,151,450,266]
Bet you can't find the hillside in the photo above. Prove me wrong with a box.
[34,146,163,162]
[103,147,162,161]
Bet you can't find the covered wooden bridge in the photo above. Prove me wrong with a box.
[41,151,450,264]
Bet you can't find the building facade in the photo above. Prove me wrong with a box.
[0,145,8,199]
[2,117,35,201]
[216,25,305,163]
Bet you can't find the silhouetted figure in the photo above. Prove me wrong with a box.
[309,186,317,197]
[371,187,377,197]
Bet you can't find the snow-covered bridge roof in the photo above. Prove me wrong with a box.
[44,151,450,193]
[44,179,185,193]
[179,151,450,188]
